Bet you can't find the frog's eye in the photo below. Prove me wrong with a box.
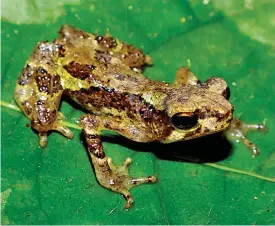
[206,77,230,99]
[171,113,198,130]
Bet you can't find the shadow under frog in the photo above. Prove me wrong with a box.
[93,132,233,163]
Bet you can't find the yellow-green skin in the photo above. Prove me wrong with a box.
[14,25,233,209]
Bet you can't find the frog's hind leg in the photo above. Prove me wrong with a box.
[80,114,156,209]
[226,118,268,156]
[93,30,153,71]
[117,44,153,72]
[174,67,199,86]
[96,34,153,72]
[58,25,152,72]
[14,42,73,147]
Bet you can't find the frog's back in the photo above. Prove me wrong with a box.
[14,25,174,148]
[55,27,172,140]
[54,25,156,91]
[53,25,170,115]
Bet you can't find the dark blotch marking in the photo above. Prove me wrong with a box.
[35,67,51,93]
[63,61,96,80]
[95,51,112,64]
[195,107,210,120]
[80,116,105,158]
[120,45,146,68]
[195,107,232,123]
[52,75,63,94]
[68,87,173,140]
[57,44,66,57]
[95,35,117,49]
[39,109,56,125]
[84,131,105,158]
[31,107,57,131]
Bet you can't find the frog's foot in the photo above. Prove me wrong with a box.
[226,118,268,156]
[39,132,48,147]
[91,155,156,209]
[54,112,74,138]
[38,122,73,148]
[37,114,74,148]
[81,114,157,208]
[56,111,65,120]
[52,120,74,139]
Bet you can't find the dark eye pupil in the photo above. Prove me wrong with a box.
[171,113,198,130]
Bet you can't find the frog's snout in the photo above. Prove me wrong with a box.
[197,103,234,134]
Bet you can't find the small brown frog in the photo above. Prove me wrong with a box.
[14,25,266,208]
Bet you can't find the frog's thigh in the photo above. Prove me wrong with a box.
[14,42,73,147]
[174,67,199,86]
[80,114,156,209]
[58,25,152,70]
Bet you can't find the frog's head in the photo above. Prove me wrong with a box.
[163,77,233,143]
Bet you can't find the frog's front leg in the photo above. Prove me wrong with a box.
[80,114,156,209]
[226,118,267,156]
[14,42,73,147]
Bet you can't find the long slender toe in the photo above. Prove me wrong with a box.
[53,122,74,139]
[39,132,48,148]
[129,175,157,187]
[226,118,267,156]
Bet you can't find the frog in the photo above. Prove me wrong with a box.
[14,25,267,209]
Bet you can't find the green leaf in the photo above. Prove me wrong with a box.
[1,0,275,224]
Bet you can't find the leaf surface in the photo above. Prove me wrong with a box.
[1,0,275,224]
